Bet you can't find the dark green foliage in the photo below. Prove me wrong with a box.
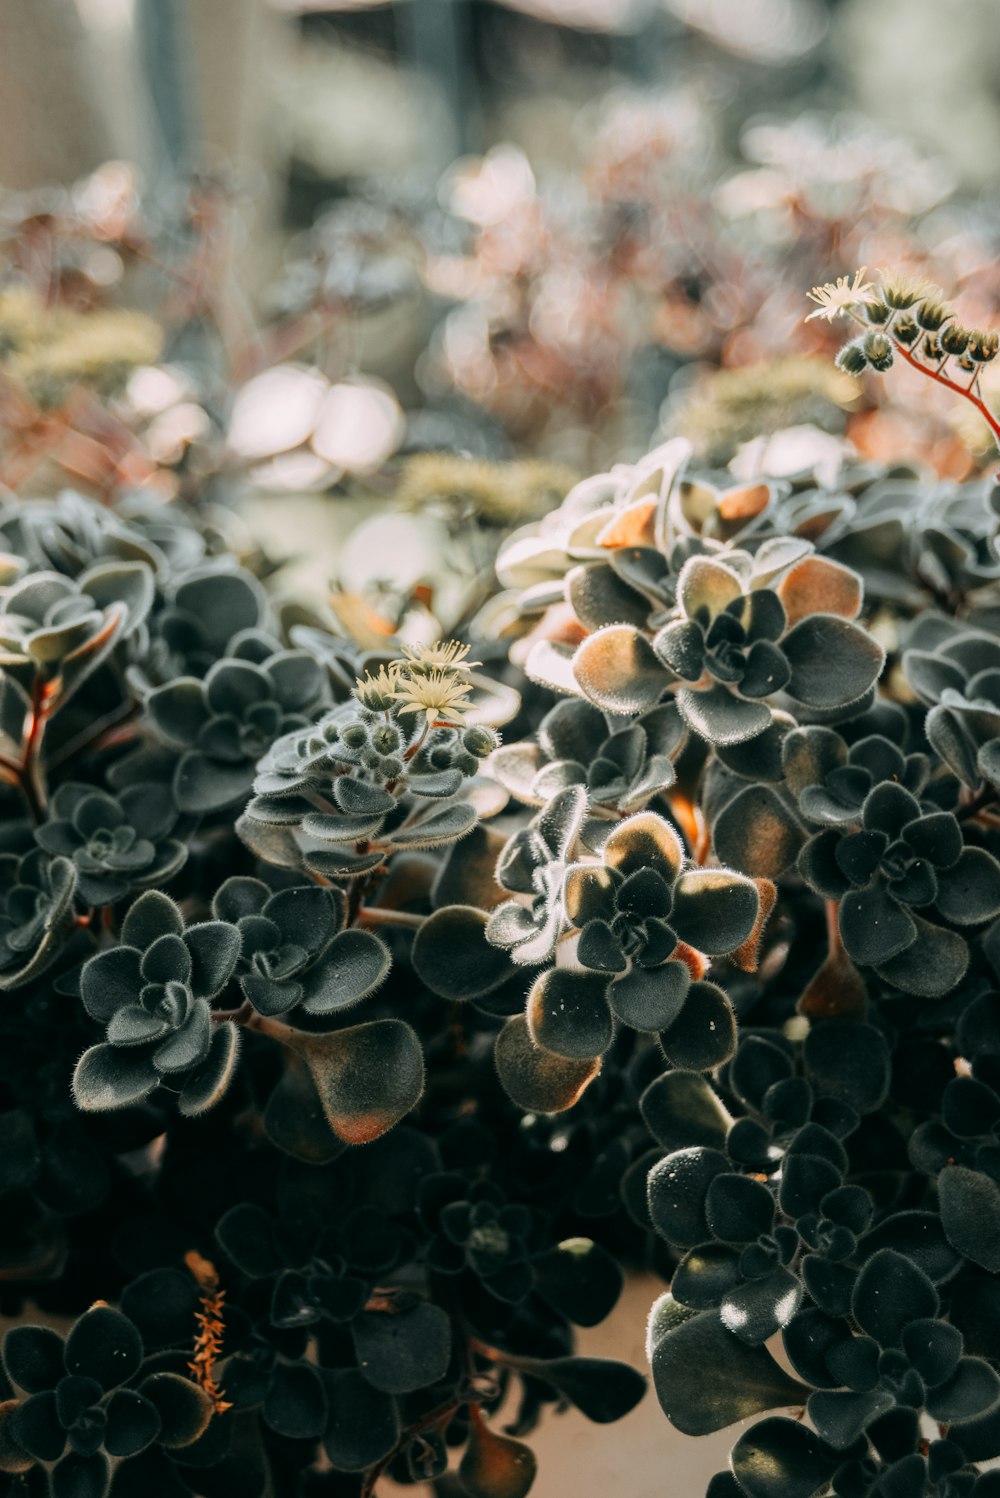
[1,1308,211,1498]
[6,442,1000,1498]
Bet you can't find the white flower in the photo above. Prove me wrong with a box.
[392,668,474,724]
[805,269,878,323]
[400,639,481,675]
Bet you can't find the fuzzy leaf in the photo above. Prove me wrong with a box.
[573,626,666,714]
[640,1071,731,1153]
[713,785,804,879]
[510,1354,646,1423]
[494,1015,600,1113]
[299,930,391,1015]
[412,906,514,1000]
[261,1360,328,1440]
[670,870,759,955]
[649,1303,807,1435]
[526,968,613,1060]
[352,1301,451,1394]
[730,1417,840,1498]
[321,1368,399,1472]
[660,980,737,1071]
[677,684,772,747]
[293,1019,424,1144]
[804,1020,890,1114]
[852,1249,938,1348]
[533,1238,623,1327]
[72,1045,159,1112]
[65,1306,142,1390]
[610,959,690,1032]
[459,1416,537,1498]
[648,1147,729,1248]
[782,615,884,709]
[939,1166,1000,1272]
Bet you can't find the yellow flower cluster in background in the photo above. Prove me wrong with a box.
[671,356,861,463]
[393,453,579,526]
[0,284,162,408]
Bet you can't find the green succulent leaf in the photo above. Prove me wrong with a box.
[526,968,613,1060]
[292,1019,425,1144]
[649,1301,808,1435]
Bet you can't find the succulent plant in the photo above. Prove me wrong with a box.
[5,347,1000,1498]
[72,888,242,1116]
[0,1306,212,1498]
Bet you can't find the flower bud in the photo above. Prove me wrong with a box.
[968,329,999,363]
[462,725,499,758]
[862,332,894,372]
[940,324,970,357]
[893,316,919,347]
[864,300,891,325]
[880,277,923,310]
[353,665,402,712]
[341,722,369,750]
[916,298,953,332]
[372,725,403,755]
[836,340,868,375]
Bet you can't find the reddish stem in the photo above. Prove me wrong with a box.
[890,337,1000,451]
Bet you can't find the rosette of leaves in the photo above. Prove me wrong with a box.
[211,875,390,1021]
[483,785,588,966]
[0,560,154,708]
[910,1069,1000,1208]
[643,1018,997,1462]
[641,1022,890,1351]
[0,489,169,580]
[490,695,686,814]
[526,810,759,1056]
[242,667,494,883]
[128,563,270,692]
[904,617,1000,789]
[145,647,327,814]
[0,1304,213,1498]
[203,1146,642,1487]
[72,889,242,1116]
[708,699,924,875]
[573,546,882,746]
[419,1173,626,1324]
[34,781,186,906]
[787,1249,1000,1452]
[213,1192,396,1339]
[420,1176,539,1303]
[495,439,693,604]
[0,848,77,989]
[784,727,1000,993]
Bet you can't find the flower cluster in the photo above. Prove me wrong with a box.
[812,269,1000,456]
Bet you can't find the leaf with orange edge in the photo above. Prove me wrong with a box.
[495,1015,601,1113]
[731,878,778,974]
[459,1407,538,1498]
[292,1019,424,1145]
[778,555,863,627]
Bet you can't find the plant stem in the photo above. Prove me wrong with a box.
[21,675,55,818]
[890,338,1000,452]
[360,1394,465,1498]
[357,907,427,929]
[846,306,1000,453]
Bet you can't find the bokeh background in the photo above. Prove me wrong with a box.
[3,2,1000,1492]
